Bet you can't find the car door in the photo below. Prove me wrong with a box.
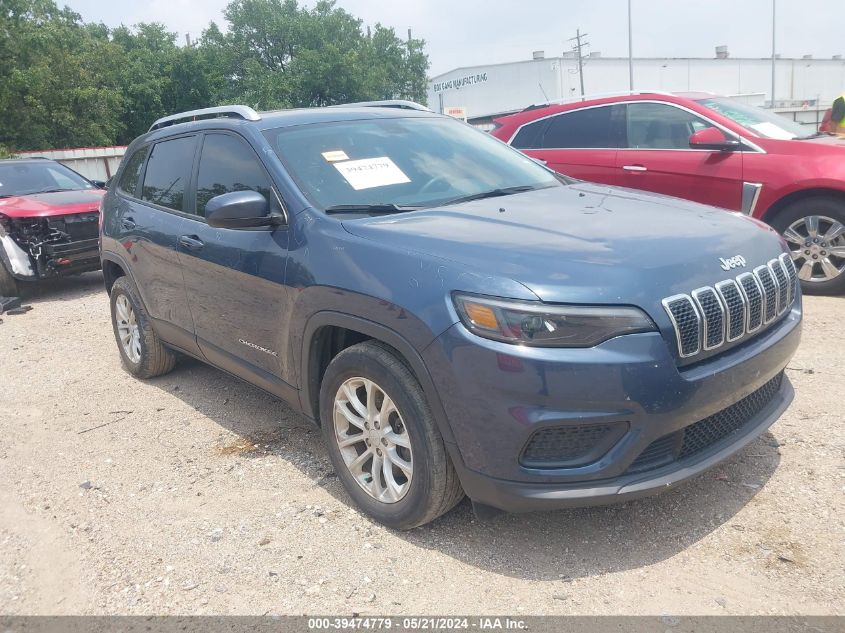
[616,101,744,210]
[176,131,292,392]
[511,104,624,186]
[112,135,201,353]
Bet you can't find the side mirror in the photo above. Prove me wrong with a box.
[205,190,283,229]
[90,179,107,189]
[689,127,741,152]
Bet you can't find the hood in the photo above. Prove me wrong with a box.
[341,182,786,307]
[0,189,104,218]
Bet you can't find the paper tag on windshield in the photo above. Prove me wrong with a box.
[334,157,410,190]
[321,150,349,162]
[750,122,796,140]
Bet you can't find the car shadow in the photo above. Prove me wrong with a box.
[12,271,104,304]
[149,356,781,582]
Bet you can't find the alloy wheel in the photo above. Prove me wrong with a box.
[333,377,413,503]
[782,215,845,283]
[115,294,142,363]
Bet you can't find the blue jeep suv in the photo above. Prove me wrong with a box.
[100,104,802,529]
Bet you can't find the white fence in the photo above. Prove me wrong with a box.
[15,146,127,182]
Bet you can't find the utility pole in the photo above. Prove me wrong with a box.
[627,0,634,90]
[770,0,776,107]
[407,28,413,101]
[569,28,589,97]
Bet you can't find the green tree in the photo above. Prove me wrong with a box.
[0,0,123,150]
[0,0,430,151]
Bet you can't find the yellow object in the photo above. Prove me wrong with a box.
[464,302,499,330]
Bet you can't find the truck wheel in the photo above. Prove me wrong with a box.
[319,341,464,529]
[0,261,19,297]
[109,276,176,378]
[771,197,845,295]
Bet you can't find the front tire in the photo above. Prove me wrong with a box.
[109,276,176,378]
[319,341,464,529]
[771,197,845,295]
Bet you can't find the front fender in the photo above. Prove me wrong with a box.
[298,310,457,448]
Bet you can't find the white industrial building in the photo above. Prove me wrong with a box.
[427,48,845,128]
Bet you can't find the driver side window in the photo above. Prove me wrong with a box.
[195,134,275,218]
[625,103,715,150]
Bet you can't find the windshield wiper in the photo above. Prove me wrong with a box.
[437,184,547,207]
[324,203,421,215]
[798,132,830,140]
[20,187,77,195]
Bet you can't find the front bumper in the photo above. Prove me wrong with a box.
[422,305,801,512]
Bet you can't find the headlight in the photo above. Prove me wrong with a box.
[452,293,656,347]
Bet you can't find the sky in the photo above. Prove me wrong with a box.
[62,0,843,77]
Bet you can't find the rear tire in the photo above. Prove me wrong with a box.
[770,197,845,295]
[0,262,19,297]
[109,276,176,378]
[319,341,464,529]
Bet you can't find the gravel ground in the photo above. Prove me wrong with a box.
[0,272,842,615]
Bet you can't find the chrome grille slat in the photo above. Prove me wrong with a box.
[692,287,725,350]
[769,260,789,315]
[779,253,798,306]
[662,295,701,358]
[715,280,745,342]
[753,265,778,324]
[737,272,764,333]
[663,257,798,360]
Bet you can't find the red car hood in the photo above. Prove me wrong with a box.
[0,189,104,218]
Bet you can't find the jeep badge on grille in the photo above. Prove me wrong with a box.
[719,255,747,271]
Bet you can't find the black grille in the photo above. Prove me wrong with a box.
[739,274,764,331]
[46,212,99,241]
[626,432,679,474]
[521,423,619,468]
[755,266,778,322]
[625,372,784,474]
[770,261,789,314]
[665,296,700,357]
[717,281,745,341]
[693,288,724,349]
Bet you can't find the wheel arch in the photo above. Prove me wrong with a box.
[299,311,456,445]
[761,187,845,225]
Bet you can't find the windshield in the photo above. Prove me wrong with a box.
[264,116,562,211]
[0,161,93,198]
[697,97,813,140]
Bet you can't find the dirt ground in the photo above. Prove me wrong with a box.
[0,272,842,615]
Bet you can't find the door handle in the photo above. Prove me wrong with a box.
[178,235,204,251]
[622,165,648,172]
[121,217,136,230]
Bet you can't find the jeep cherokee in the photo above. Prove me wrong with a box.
[99,104,802,529]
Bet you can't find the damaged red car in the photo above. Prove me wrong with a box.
[0,158,104,297]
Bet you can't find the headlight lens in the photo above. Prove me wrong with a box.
[452,293,656,347]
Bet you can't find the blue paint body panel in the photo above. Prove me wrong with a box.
[100,106,801,513]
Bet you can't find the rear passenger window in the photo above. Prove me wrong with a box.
[117,146,148,197]
[195,134,274,217]
[141,136,196,211]
[541,106,617,149]
[511,120,548,149]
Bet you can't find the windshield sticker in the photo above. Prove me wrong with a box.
[333,156,411,190]
[749,122,796,140]
[321,150,349,162]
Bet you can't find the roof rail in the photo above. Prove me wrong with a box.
[148,105,261,132]
[330,100,432,112]
[523,90,675,110]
